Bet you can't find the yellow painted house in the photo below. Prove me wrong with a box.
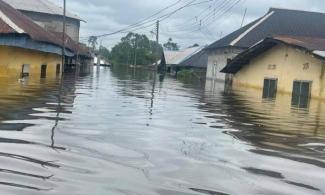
[221,36,325,100]
[0,0,74,80]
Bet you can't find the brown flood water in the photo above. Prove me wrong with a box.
[0,66,324,195]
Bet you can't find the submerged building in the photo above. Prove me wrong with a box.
[2,0,93,74]
[161,46,207,77]
[3,0,83,42]
[0,0,74,79]
[206,8,325,81]
[221,36,325,99]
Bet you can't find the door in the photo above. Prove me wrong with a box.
[56,64,61,75]
[41,65,47,78]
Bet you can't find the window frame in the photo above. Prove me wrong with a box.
[262,77,278,99]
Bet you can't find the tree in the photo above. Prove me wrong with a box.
[88,36,98,51]
[163,38,180,51]
[110,32,163,65]
[97,46,111,62]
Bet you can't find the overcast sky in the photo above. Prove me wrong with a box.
[50,0,325,49]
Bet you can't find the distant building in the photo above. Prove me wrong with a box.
[206,8,325,81]
[94,56,111,66]
[3,0,83,42]
[221,36,325,99]
[161,46,207,76]
[0,0,74,79]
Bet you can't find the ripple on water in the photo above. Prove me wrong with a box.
[0,68,324,194]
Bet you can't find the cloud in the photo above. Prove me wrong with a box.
[50,0,325,49]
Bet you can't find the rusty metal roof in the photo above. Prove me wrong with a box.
[3,0,82,21]
[0,18,15,33]
[0,0,64,47]
[52,31,92,57]
[221,36,325,74]
[273,36,325,51]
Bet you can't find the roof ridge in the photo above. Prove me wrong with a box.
[229,11,275,46]
[0,9,24,33]
[269,7,325,15]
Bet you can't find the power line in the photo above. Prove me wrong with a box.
[94,0,198,38]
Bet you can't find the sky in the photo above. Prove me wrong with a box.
[50,0,325,49]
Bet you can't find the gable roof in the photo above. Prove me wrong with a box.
[3,0,82,21]
[178,48,208,68]
[0,0,77,56]
[164,46,204,65]
[221,36,325,74]
[0,0,63,46]
[207,8,325,50]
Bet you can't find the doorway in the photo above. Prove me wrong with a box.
[41,64,47,78]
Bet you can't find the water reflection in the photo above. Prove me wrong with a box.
[0,67,324,194]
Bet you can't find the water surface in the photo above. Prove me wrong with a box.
[0,66,324,195]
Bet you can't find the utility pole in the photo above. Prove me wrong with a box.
[155,20,160,69]
[134,38,138,66]
[97,39,102,66]
[61,0,66,73]
[156,20,159,44]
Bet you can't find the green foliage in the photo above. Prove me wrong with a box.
[88,36,98,51]
[110,32,163,66]
[163,38,180,51]
[177,69,206,82]
[98,46,111,62]
[177,69,196,81]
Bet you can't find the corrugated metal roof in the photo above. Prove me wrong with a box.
[164,46,204,65]
[52,31,92,57]
[207,8,325,50]
[0,0,73,54]
[273,36,325,51]
[221,36,325,74]
[178,49,208,68]
[3,0,82,21]
[0,17,15,33]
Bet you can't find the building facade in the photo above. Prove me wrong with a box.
[0,46,61,79]
[221,36,325,99]
[3,0,83,42]
[0,0,75,80]
[206,47,244,81]
[206,8,325,81]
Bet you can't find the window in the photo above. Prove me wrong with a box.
[56,64,61,75]
[41,64,47,78]
[291,80,312,108]
[21,64,30,78]
[263,78,278,99]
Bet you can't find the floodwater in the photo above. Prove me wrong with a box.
[0,66,325,195]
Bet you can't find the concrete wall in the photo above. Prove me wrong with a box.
[233,44,325,98]
[21,11,80,42]
[0,46,62,79]
[206,47,244,80]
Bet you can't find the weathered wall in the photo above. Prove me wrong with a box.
[21,11,80,42]
[233,44,325,98]
[0,46,62,79]
[206,47,244,80]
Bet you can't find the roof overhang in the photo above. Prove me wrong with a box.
[221,37,325,74]
[0,34,74,56]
